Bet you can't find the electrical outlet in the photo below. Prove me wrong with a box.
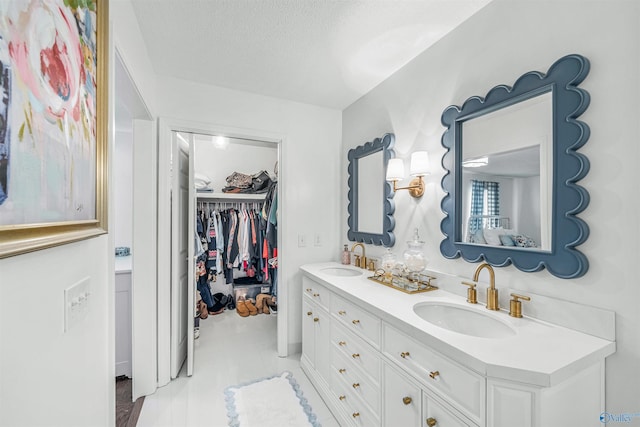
[298,234,307,247]
[64,277,91,332]
[314,233,322,247]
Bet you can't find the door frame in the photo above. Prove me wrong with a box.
[157,118,286,384]
[112,47,155,401]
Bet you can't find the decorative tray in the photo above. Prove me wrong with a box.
[367,270,438,294]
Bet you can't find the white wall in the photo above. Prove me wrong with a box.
[0,238,112,426]
[342,0,639,413]
[156,76,342,352]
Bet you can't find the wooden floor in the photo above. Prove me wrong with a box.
[116,376,145,427]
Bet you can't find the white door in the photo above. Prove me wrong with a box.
[170,132,191,378]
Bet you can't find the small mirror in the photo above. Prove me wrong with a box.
[348,133,395,246]
[440,54,591,278]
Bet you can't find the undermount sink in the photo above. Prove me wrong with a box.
[413,302,516,339]
[320,267,363,277]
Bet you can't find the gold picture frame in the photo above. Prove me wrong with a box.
[0,0,109,258]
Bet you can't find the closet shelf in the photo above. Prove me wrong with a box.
[196,192,266,202]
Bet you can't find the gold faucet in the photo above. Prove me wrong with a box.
[473,262,499,310]
[351,243,367,269]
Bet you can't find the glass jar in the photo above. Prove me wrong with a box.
[403,228,428,275]
[380,248,397,283]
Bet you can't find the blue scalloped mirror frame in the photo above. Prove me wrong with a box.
[347,133,396,246]
[440,54,590,278]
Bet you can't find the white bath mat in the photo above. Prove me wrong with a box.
[224,371,321,427]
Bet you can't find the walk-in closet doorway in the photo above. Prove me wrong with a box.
[157,119,285,385]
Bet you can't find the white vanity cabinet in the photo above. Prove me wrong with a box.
[302,278,332,392]
[300,263,615,427]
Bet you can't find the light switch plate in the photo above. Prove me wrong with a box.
[64,277,91,332]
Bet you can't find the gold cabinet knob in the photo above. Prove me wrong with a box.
[352,412,360,418]
[352,353,360,358]
[338,310,346,315]
[400,351,410,359]
[429,370,440,380]
[339,368,346,374]
[338,341,346,346]
[339,395,346,401]
[313,317,319,322]
[306,311,312,316]
[306,288,312,292]
[313,293,320,297]
[426,417,437,426]
[352,319,360,324]
[352,383,360,389]
[403,396,412,405]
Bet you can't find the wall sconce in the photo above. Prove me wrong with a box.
[386,151,429,198]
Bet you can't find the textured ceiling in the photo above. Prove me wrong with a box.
[131,0,491,110]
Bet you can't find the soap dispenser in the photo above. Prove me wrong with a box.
[341,244,351,265]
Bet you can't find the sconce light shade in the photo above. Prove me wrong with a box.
[386,158,405,181]
[410,151,430,176]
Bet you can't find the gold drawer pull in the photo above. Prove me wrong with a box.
[352,383,360,389]
[338,341,346,346]
[313,293,320,297]
[313,317,319,322]
[338,310,346,315]
[307,311,312,316]
[400,351,410,358]
[426,417,437,426]
[339,395,346,401]
[352,353,360,358]
[306,288,312,292]
[352,319,360,324]
[352,412,360,418]
[429,370,440,380]
[403,396,412,405]
[339,368,346,374]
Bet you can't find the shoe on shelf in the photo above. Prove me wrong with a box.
[244,299,258,316]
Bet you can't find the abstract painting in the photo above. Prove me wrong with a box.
[0,0,108,258]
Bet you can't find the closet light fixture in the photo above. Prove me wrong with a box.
[213,135,230,150]
[386,151,429,198]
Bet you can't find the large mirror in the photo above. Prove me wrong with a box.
[347,133,395,246]
[440,54,591,278]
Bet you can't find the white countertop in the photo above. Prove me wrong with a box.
[300,262,616,387]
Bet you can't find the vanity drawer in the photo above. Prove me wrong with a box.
[332,294,381,349]
[331,319,381,383]
[332,349,381,416]
[383,323,484,423]
[332,370,381,427]
[302,276,331,309]
[423,392,475,427]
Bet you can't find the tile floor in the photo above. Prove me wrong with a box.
[136,310,340,427]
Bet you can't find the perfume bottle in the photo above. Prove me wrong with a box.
[404,228,428,275]
[341,244,351,265]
